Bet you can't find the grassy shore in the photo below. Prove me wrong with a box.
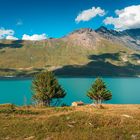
[0,104,140,140]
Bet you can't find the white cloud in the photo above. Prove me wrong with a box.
[16,19,23,26]
[75,7,105,23]
[0,28,14,39]
[104,5,140,30]
[22,34,47,41]
[6,35,18,40]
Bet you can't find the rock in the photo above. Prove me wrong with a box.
[5,136,10,140]
[24,136,35,140]
[69,121,76,124]
[67,124,74,128]
[121,114,133,118]
[131,134,137,140]
[89,123,93,126]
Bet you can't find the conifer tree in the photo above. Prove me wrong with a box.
[87,78,112,104]
[32,71,66,106]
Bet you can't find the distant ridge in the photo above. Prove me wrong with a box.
[96,26,140,50]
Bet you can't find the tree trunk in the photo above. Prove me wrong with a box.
[99,99,102,105]
[45,100,50,107]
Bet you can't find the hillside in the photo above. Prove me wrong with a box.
[0,27,140,77]
[0,104,140,140]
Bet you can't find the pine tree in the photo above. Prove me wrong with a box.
[87,78,112,104]
[32,71,66,106]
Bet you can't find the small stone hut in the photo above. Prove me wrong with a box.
[71,101,84,107]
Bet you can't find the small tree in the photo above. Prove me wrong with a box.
[32,71,66,106]
[87,78,112,104]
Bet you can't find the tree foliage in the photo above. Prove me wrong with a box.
[32,71,66,106]
[87,78,112,104]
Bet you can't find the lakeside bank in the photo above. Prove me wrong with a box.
[0,104,140,140]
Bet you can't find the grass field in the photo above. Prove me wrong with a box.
[0,104,140,140]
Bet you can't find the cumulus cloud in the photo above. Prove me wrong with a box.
[22,34,47,41]
[6,35,18,40]
[75,7,105,23]
[104,5,140,30]
[0,28,15,39]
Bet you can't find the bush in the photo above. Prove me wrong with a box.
[0,104,39,115]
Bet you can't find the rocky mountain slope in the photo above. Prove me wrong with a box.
[96,26,140,50]
[62,28,101,49]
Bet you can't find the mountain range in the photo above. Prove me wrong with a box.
[96,26,140,50]
[0,26,140,77]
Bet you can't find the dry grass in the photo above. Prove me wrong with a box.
[0,104,140,140]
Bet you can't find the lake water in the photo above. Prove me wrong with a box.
[0,78,140,106]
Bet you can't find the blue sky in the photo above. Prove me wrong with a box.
[0,0,140,40]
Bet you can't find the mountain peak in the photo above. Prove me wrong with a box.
[96,26,108,32]
[96,26,123,36]
[63,28,101,49]
[70,28,93,35]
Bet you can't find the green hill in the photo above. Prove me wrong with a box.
[0,29,140,77]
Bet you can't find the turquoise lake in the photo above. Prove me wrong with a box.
[0,78,140,105]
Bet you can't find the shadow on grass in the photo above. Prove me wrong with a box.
[53,53,140,77]
[0,40,23,49]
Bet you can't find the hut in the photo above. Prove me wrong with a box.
[71,101,84,107]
